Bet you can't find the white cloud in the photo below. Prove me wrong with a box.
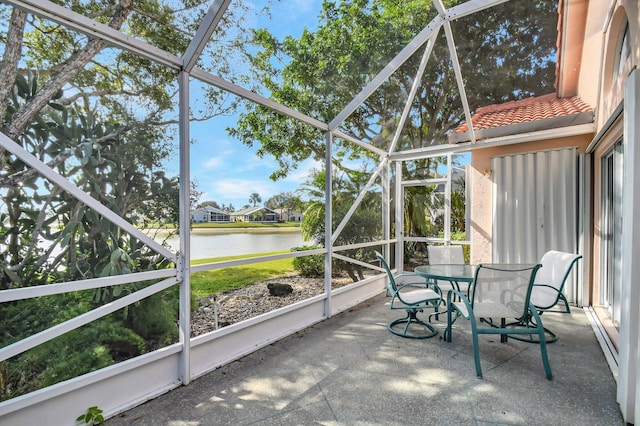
[203,178,277,206]
[202,171,314,207]
[214,178,271,194]
[235,154,279,173]
[203,157,224,169]
[286,157,322,183]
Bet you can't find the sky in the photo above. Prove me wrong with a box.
[185,1,324,211]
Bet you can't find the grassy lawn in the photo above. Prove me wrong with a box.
[190,251,296,299]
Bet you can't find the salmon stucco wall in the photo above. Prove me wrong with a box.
[469,135,592,265]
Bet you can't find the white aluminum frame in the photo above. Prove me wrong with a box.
[618,68,640,424]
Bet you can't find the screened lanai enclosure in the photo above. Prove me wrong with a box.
[0,0,582,423]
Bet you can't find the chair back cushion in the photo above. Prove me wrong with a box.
[472,263,541,320]
[531,251,581,308]
[427,245,465,264]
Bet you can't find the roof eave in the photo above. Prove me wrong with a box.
[447,110,594,144]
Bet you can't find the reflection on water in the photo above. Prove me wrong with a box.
[160,231,306,260]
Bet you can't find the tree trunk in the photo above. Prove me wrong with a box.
[0,8,27,127]
[1,0,134,141]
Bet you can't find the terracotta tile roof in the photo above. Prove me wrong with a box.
[451,93,592,135]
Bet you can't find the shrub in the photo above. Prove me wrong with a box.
[0,312,146,401]
[125,292,178,347]
[291,246,324,277]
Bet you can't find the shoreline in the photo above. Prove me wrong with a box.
[146,227,302,236]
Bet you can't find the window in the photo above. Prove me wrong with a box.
[614,18,630,81]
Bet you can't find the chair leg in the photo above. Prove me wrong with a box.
[428,298,445,322]
[470,319,483,378]
[531,310,553,380]
[506,314,559,344]
[445,306,455,342]
[388,310,438,339]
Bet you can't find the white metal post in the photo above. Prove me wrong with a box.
[178,71,191,385]
[382,160,390,261]
[445,153,452,242]
[578,153,592,307]
[395,161,404,271]
[618,68,640,424]
[324,131,333,318]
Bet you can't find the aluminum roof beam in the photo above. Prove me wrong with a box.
[329,0,511,146]
[182,0,232,73]
[328,17,444,131]
[190,68,329,132]
[6,0,183,69]
[387,32,439,155]
[443,21,476,143]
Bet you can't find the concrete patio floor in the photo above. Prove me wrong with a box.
[105,293,624,425]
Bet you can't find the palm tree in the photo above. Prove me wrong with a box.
[298,168,381,282]
[249,192,261,207]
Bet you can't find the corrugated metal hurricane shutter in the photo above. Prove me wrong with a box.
[492,147,578,271]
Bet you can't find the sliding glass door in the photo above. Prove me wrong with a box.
[600,139,623,328]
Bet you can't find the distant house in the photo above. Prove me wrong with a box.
[191,206,231,223]
[273,208,303,222]
[231,206,279,222]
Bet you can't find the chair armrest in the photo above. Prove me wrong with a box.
[397,281,442,297]
[447,288,472,319]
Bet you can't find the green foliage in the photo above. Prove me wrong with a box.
[265,191,303,222]
[1,73,177,293]
[231,0,557,179]
[0,294,147,401]
[0,0,260,404]
[76,406,104,425]
[248,192,262,207]
[125,293,178,347]
[298,169,381,282]
[291,246,324,277]
[451,177,466,233]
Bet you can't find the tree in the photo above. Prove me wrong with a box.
[229,0,557,179]
[265,193,287,211]
[298,167,381,282]
[0,73,179,289]
[249,192,262,207]
[451,176,466,234]
[0,0,265,399]
[229,0,556,261]
[1,1,257,145]
[265,191,302,221]
[0,1,259,289]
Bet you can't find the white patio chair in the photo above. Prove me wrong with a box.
[509,250,582,343]
[427,245,468,298]
[530,250,582,313]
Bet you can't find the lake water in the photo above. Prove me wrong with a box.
[160,230,306,260]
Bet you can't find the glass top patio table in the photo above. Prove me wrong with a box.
[414,264,476,282]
